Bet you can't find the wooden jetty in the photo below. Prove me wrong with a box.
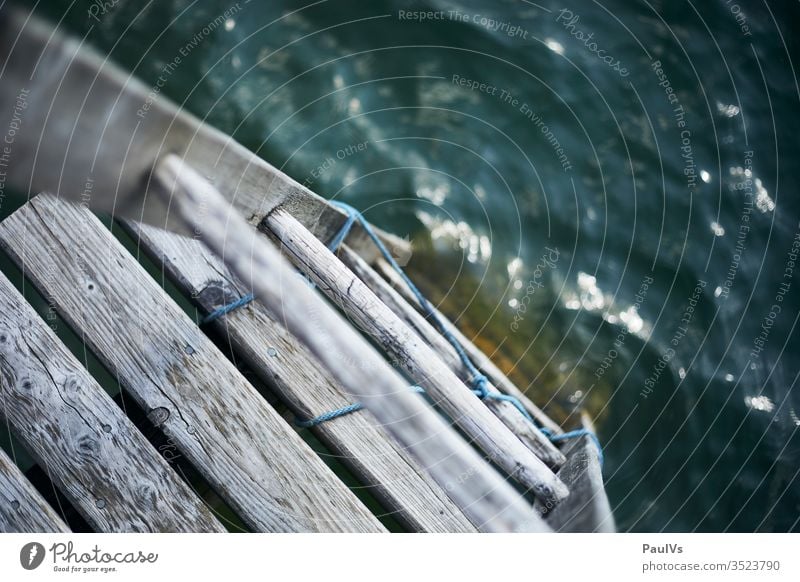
[0,9,613,533]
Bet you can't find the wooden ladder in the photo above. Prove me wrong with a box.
[0,193,612,533]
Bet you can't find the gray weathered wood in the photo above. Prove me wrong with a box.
[0,272,224,532]
[375,258,563,434]
[340,245,566,470]
[265,209,568,504]
[545,421,614,532]
[153,154,551,531]
[124,220,477,533]
[0,448,70,533]
[0,196,385,533]
[0,8,409,266]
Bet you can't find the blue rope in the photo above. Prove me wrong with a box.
[315,201,602,467]
[201,293,255,324]
[480,390,534,422]
[327,208,358,253]
[295,386,425,428]
[295,402,365,428]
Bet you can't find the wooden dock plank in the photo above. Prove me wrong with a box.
[0,272,224,532]
[0,448,70,533]
[0,196,385,533]
[124,221,477,533]
[265,208,568,504]
[340,245,566,470]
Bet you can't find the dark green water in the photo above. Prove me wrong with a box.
[34,0,800,531]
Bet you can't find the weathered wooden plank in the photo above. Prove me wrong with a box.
[545,421,614,532]
[0,196,385,533]
[0,8,409,266]
[0,272,224,532]
[154,154,551,532]
[265,208,568,504]
[0,448,70,533]
[124,220,478,533]
[340,245,566,470]
[375,258,563,434]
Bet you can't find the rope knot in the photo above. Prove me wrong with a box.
[471,374,490,398]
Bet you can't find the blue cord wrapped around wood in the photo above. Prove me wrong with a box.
[201,293,254,324]
[308,201,604,468]
[197,201,604,468]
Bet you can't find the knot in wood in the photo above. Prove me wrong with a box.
[76,433,100,458]
[147,406,170,426]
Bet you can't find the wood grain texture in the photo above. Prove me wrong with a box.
[266,209,568,504]
[154,154,551,532]
[0,272,224,532]
[0,195,384,533]
[546,423,614,532]
[0,448,70,533]
[340,245,566,470]
[124,220,477,533]
[375,258,563,434]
